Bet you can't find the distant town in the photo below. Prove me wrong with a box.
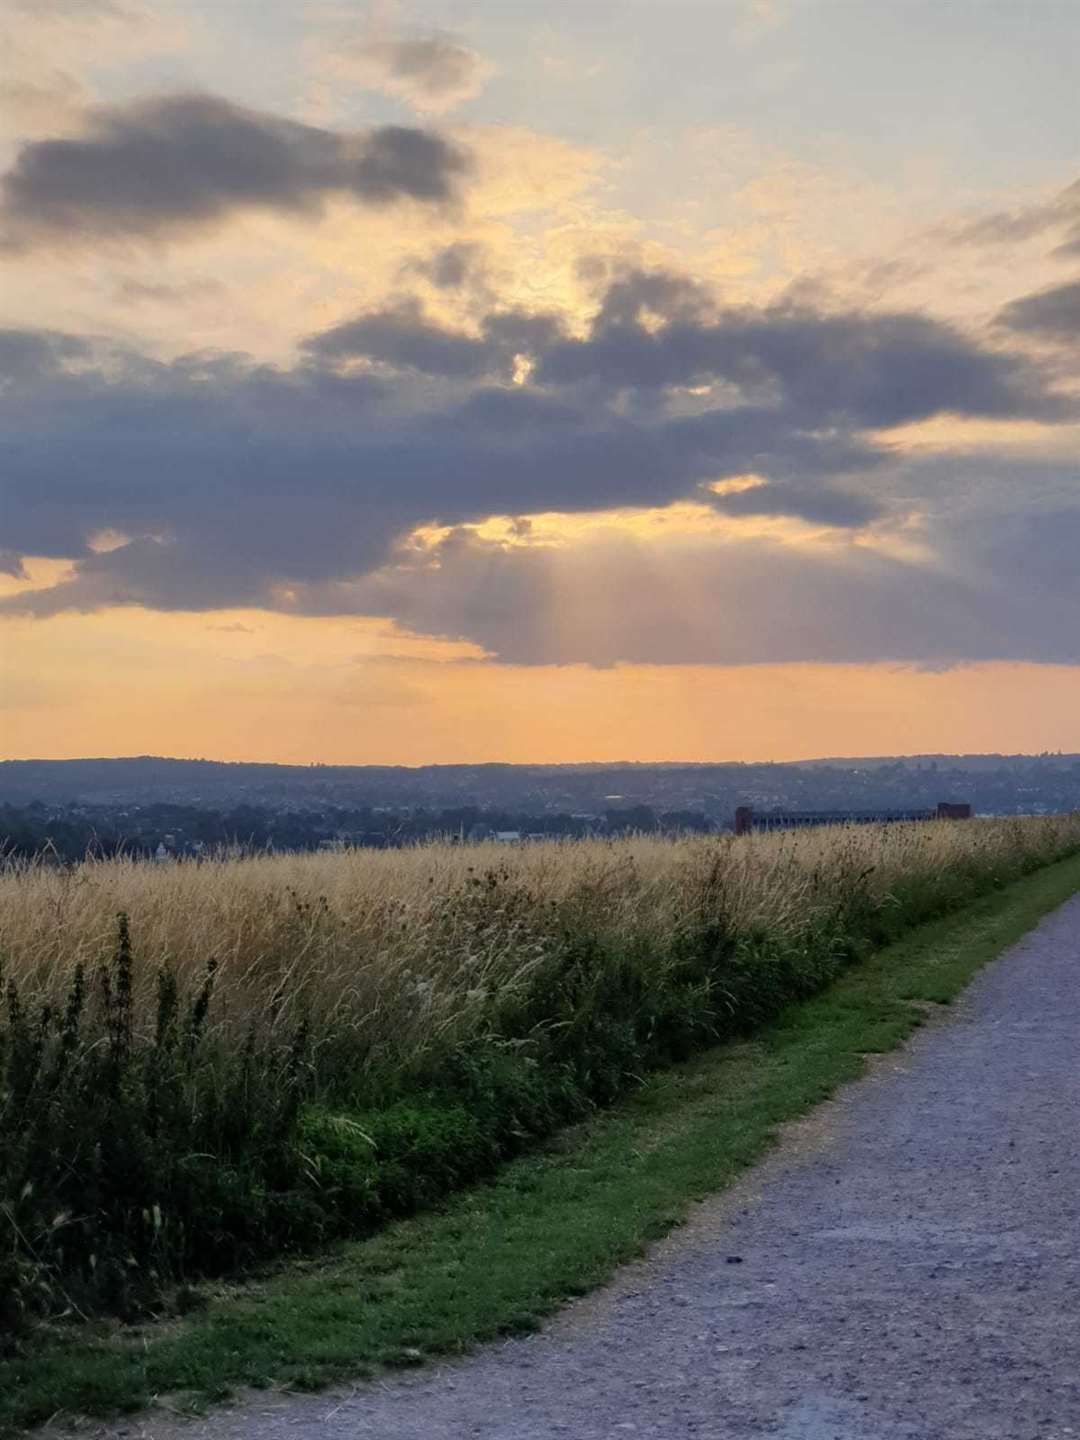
[1,753,1078,862]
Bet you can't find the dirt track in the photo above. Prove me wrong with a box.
[121,893,1080,1439]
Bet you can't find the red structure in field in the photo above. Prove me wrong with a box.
[935,802,973,821]
[733,801,972,836]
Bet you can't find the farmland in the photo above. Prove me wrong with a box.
[2,815,1079,1342]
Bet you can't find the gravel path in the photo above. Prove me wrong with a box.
[125,894,1080,1440]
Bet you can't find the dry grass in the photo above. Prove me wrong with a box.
[3,815,1077,1078]
[3,812,1079,1331]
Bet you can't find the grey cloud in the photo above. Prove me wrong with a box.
[0,93,470,248]
[350,125,466,202]
[288,513,1080,669]
[539,271,1065,426]
[0,326,92,380]
[950,177,1080,258]
[589,267,715,329]
[443,385,592,433]
[968,507,1080,620]
[709,479,882,529]
[0,327,894,615]
[998,279,1080,341]
[342,35,491,113]
[1,531,391,617]
[5,374,1079,670]
[482,310,566,354]
[0,345,395,570]
[425,241,483,289]
[1,261,1072,632]
[308,266,1064,429]
[399,242,491,306]
[305,301,565,379]
[305,300,500,378]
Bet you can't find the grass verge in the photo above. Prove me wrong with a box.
[3,851,1079,1436]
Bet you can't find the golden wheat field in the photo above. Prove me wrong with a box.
[2,815,1077,1073]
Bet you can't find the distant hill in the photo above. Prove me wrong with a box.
[1,753,1078,817]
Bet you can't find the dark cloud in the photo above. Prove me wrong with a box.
[538,270,1065,426]
[0,330,890,614]
[591,266,714,328]
[0,344,395,571]
[0,265,1072,639]
[0,93,470,249]
[5,375,1079,670]
[305,299,500,378]
[998,279,1080,341]
[306,266,1065,427]
[350,125,466,202]
[304,301,565,379]
[709,478,882,529]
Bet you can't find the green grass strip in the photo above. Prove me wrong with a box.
[4,851,1079,1436]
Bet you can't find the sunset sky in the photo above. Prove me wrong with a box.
[2,0,1079,764]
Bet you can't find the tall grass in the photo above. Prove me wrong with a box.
[2,815,1078,1339]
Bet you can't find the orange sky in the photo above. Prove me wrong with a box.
[2,605,1078,763]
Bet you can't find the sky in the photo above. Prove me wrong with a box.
[1,0,1079,765]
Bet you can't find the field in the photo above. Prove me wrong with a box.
[3,815,1079,1342]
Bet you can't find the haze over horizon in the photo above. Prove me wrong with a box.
[5,747,1080,772]
[2,0,1079,764]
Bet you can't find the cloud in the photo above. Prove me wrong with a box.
[0,325,93,379]
[708,477,881,528]
[304,298,565,378]
[305,265,1066,426]
[0,263,1073,631]
[537,268,1066,427]
[332,34,494,115]
[412,240,485,290]
[305,299,496,377]
[0,335,889,614]
[0,93,471,249]
[949,177,1080,258]
[275,510,1080,669]
[998,279,1080,342]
